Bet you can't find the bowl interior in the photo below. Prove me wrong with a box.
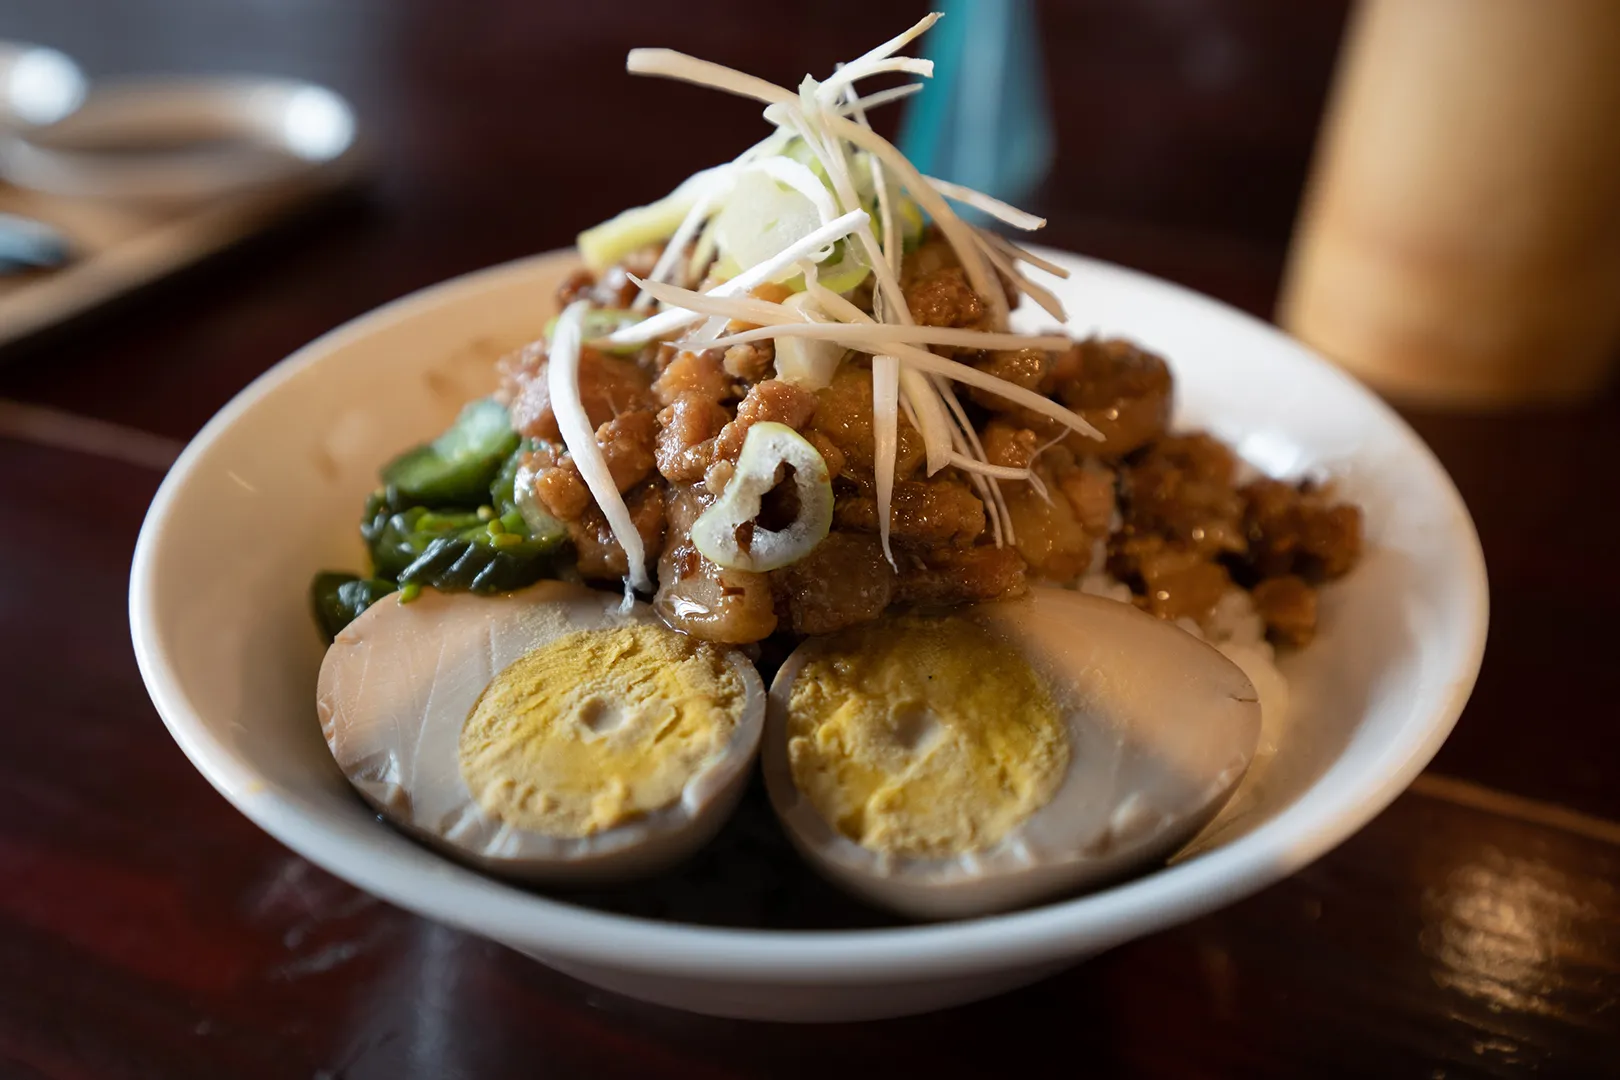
[131,250,1485,973]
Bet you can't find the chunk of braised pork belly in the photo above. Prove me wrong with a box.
[1013,462,1117,584]
[1058,457,1118,535]
[654,393,730,483]
[1005,476,1092,583]
[802,430,846,482]
[901,229,1019,313]
[1240,478,1363,582]
[652,348,733,407]
[900,234,962,285]
[968,348,1051,407]
[982,420,1041,470]
[723,340,774,383]
[1147,431,1239,483]
[519,410,658,520]
[594,410,658,491]
[504,344,657,443]
[1117,432,1246,559]
[1040,337,1173,457]
[900,235,996,352]
[834,476,986,547]
[1251,574,1318,649]
[904,264,988,343]
[556,247,660,309]
[522,442,590,521]
[1107,533,1232,624]
[770,532,895,635]
[982,427,1117,584]
[804,362,926,480]
[713,379,818,462]
[569,482,666,582]
[894,544,1027,605]
[654,483,777,643]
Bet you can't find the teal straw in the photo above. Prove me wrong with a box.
[898,0,1055,223]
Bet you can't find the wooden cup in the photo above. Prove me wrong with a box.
[1277,0,1620,408]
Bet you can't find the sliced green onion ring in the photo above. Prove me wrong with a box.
[690,422,833,572]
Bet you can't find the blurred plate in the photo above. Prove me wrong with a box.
[0,76,364,351]
[0,76,356,204]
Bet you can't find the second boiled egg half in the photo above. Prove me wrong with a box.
[763,588,1262,919]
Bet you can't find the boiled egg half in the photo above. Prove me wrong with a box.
[317,580,765,882]
[763,588,1262,918]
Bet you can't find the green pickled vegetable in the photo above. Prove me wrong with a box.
[363,493,563,595]
[310,572,394,643]
[362,500,484,580]
[489,442,530,515]
[311,398,580,643]
[380,397,520,507]
[396,508,562,593]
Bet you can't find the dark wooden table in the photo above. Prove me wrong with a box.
[1,2,1617,1077]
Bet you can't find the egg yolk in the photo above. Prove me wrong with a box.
[785,614,1069,857]
[459,623,744,837]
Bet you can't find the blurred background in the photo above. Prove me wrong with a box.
[1,2,1617,1075]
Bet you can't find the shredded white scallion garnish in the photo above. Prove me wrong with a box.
[901,367,956,478]
[624,35,1007,325]
[547,301,651,593]
[925,175,1047,231]
[833,82,923,115]
[820,11,943,101]
[819,110,1008,327]
[936,377,1015,545]
[751,157,840,229]
[705,321,1073,353]
[766,101,908,321]
[626,48,794,106]
[573,14,1109,571]
[623,275,802,329]
[971,228,1068,322]
[605,209,870,347]
[633,180,730,311]
[980,230,1071,279]
[819,56,934,101]
[872,354,900,567]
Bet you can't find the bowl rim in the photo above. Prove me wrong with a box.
[130,247,1489,982]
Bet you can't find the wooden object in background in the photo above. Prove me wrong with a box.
[1278,0,1620,408]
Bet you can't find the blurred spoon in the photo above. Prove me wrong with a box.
[0,210,70,273]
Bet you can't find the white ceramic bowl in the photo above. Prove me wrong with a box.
[130,249,1487,1022]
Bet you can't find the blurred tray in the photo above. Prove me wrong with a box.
[0,76,365,350]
